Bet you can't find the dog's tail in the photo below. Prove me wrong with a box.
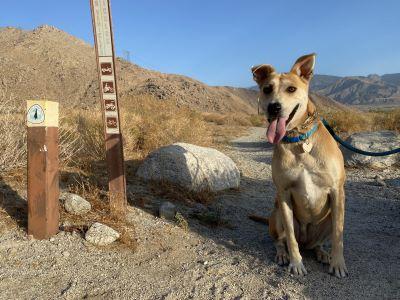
[248,214,269,225]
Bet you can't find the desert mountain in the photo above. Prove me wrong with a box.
[311,74,400,106]
[0,25,257,114]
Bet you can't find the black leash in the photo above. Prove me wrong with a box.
[321,119,400,157]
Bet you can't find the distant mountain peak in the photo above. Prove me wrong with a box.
[311,73,400,105]
[367,74,381,80]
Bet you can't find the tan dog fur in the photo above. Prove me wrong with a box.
[252,54,348,278]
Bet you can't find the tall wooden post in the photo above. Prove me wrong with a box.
[90,0,127,217]
[27,100,59,239]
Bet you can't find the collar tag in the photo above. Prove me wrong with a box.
[302,141,313,153]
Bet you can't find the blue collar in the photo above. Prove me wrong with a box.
[282,122,319,143]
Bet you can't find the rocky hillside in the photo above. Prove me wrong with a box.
[0,25,257,114]
[311,74,400,106]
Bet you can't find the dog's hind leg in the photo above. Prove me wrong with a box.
[315,245,330,264]
[329,186,348,278]
[305,215,332,265]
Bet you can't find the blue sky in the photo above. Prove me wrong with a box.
[2,0,400,87]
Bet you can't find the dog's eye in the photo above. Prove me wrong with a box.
[263,84,273,95]
[286,86,297,93]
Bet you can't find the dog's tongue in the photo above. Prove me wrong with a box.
[267,117,288,144]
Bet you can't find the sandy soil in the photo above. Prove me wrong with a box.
[0,127,399,299]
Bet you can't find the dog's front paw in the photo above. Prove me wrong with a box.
[329,256,348,278]
[288,260,307,276]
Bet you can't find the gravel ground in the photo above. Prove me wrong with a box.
[0,127,399,299]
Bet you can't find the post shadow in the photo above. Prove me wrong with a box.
[0,175,28,229]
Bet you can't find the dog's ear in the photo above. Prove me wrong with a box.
[251,64,275,85]
[290,53,316,81]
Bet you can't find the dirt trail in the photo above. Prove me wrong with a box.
[0,128,399,299]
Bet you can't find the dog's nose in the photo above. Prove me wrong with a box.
[267,102,282,116]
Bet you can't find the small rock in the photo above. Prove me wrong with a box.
[61,279,78,297]
[62,251,70,257]
[57,231,66,237]
[159,201,177,220]
[85,222,120,246]
[61,221,72,228]
[7,248,17,255]
[374,175,387,187]
[62,193,91,215]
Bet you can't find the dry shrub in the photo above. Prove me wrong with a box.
[60,109,105,165]
[0,91,26,172]
[120,95,213,160]
[321,108,400,135]
[174,212,189,231]
[202,112,265,127]
[249,114,266,127]
[370,108,400,132]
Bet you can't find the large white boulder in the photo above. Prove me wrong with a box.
[341,131,400,168]
[136,143,240,192]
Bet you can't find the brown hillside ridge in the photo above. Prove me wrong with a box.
[310,74,400,106]
[0,25,258,114]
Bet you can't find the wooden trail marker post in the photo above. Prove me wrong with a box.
[27,100,59,239]
[90,0,127,217]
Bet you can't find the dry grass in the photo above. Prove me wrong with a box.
[201,112,266,144]
[174,212,189,231]
[120,95,213,160]
[0,92,26,172]
[202,112,266,127]
[321,107,400,135]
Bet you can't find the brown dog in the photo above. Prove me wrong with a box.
[251,54,348,278]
